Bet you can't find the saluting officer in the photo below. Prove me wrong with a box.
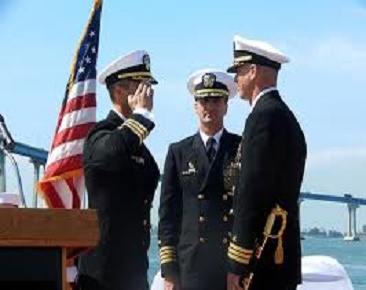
[225,35,307,290]
[77,50,160,290]
[158,69,241,290]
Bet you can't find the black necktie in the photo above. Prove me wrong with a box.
[206,137,217,162]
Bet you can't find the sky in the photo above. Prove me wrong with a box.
[0,0,366,232]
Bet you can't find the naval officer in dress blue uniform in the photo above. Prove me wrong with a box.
[158,69,242,290]
[225,35,307,290]
[77,50,160,290]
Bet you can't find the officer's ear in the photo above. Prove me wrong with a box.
[249,64,259,81]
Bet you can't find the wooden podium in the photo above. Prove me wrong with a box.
[0,208,99,290]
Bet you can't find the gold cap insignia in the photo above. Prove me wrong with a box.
[202,73,216,88]
[143,54,150,71]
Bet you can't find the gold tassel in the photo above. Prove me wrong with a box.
[274,237,284,264]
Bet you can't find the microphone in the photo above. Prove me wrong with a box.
[0,114,15,151]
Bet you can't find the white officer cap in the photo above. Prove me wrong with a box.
[227,35,289,73]
[187,69,237,100]
[98,50,158,86]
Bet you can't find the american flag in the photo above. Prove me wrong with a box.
[38,0,102,208]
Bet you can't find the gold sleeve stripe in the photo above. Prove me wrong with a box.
[229,243,254,254]
[125,120,146,136]
[160,251,176,256]
[228,252,250,265]
[160,248,176,253]
[228,247,252,260]
[160,249,176,255]
[160,253,176,260]
[161,257,176,264]
[160,246,176,251]
[160,245,177,263]
[129,119,148,137]
[120,121,143,137]
[120,119,148,144]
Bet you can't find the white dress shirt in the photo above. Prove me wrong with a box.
[199,128,224,151]
[250,86,277,113]
[113,107,154,122]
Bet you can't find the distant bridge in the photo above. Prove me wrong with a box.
[301,191,366,206]
[1,142,366,240]
[300,192,366,240]
[13,142,48,164]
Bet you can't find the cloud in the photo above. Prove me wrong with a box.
[281,33,366,78]
[307,146,366,167]
[303,146,366,198]
[313,38,366,70]
[286,37,366,73]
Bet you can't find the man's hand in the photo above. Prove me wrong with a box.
[164,276,180,290]
[128,81,154,112]
[227,272,245,290]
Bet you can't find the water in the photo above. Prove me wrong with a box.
[148,232,366,289]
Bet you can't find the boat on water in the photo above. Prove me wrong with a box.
[344,235,361,242]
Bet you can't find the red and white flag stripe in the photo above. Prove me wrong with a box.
[39,80,96,208]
